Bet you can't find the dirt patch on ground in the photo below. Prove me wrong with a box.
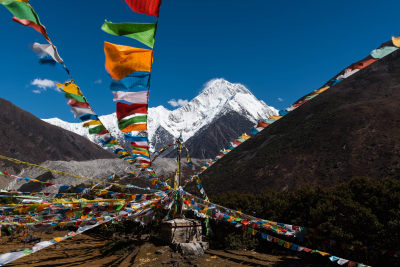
[2,232,307,266]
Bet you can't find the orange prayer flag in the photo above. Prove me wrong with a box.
[120,123,147,132]
[104,42,153,81]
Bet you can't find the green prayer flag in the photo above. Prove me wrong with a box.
[0,171,5,176]
[131,145,149,153]
[74,210,82,217]
[101,20,156,49]
[23,249,33,254]
[118,115,147,130]
[0,0,40,24]
[116,203,124,211]
[89,125,106,135]
[64,92,86,103]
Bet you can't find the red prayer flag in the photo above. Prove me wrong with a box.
[125,0,162,17]
[233,140,242,146]
[116,102,148,121]
[67,99,90,109]
[130,142,149,150]
[257,122,270,128]
[12,17,50,41]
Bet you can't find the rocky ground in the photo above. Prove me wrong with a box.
[4,157,206,193]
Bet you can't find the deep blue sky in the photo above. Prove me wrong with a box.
[0,0,399,121]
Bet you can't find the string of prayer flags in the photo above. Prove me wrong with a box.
[189,37,400,197]
[101,20,156,49]
[0,196,166,266]
[56,82,114,137]
[3,2,134,160]
[104,0,164,171]
[257,232,370,267]
[125,0,162,17]
[0,0,49,41]
[104,42,153,81]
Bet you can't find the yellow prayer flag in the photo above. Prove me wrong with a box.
[312,86,330,95]
[269,115,283,121]
[66,210,74,217]
[57,82,83,96]
[241,133,251,140]
[104,42,153,81]
[392,35,400,48]
[83,120,102,127]
[318,251,330,256]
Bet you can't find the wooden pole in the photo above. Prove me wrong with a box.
[176,135,183,217]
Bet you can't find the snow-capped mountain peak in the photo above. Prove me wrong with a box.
[44,78,277,152]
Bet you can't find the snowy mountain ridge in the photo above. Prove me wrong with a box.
[43,78,278,151]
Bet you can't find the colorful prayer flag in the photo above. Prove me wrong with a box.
[392,35,400,47]
[1,0,39,23]
[104,42,153,81]
[110,71,150,91]
[71,107,95,118]
[31,42,63,64]
[67,99,90,109]
[118,114,147,132]
[88,125,108,135]
[0,0,49,40]
[124,134,148,144]
[370,46,398,59]
[57,82,83,95]
[116,102,148,121]
[101,20,156,49]
[65,92,86,103]
[125,0,162,17]
[112,91,148,103]
[83,120,102,127]
[79,114,98,122]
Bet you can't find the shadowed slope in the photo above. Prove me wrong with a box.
[0,98,116,175]
[201,49,400,195]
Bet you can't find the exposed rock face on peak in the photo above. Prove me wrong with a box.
[44,79,278,158]
[200,49,400,196]
[0,98,116,177]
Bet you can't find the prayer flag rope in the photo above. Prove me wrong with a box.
[185,36,400,187]
[0,0,134,162]
[0,197,163,266]
[102,0,163,177]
